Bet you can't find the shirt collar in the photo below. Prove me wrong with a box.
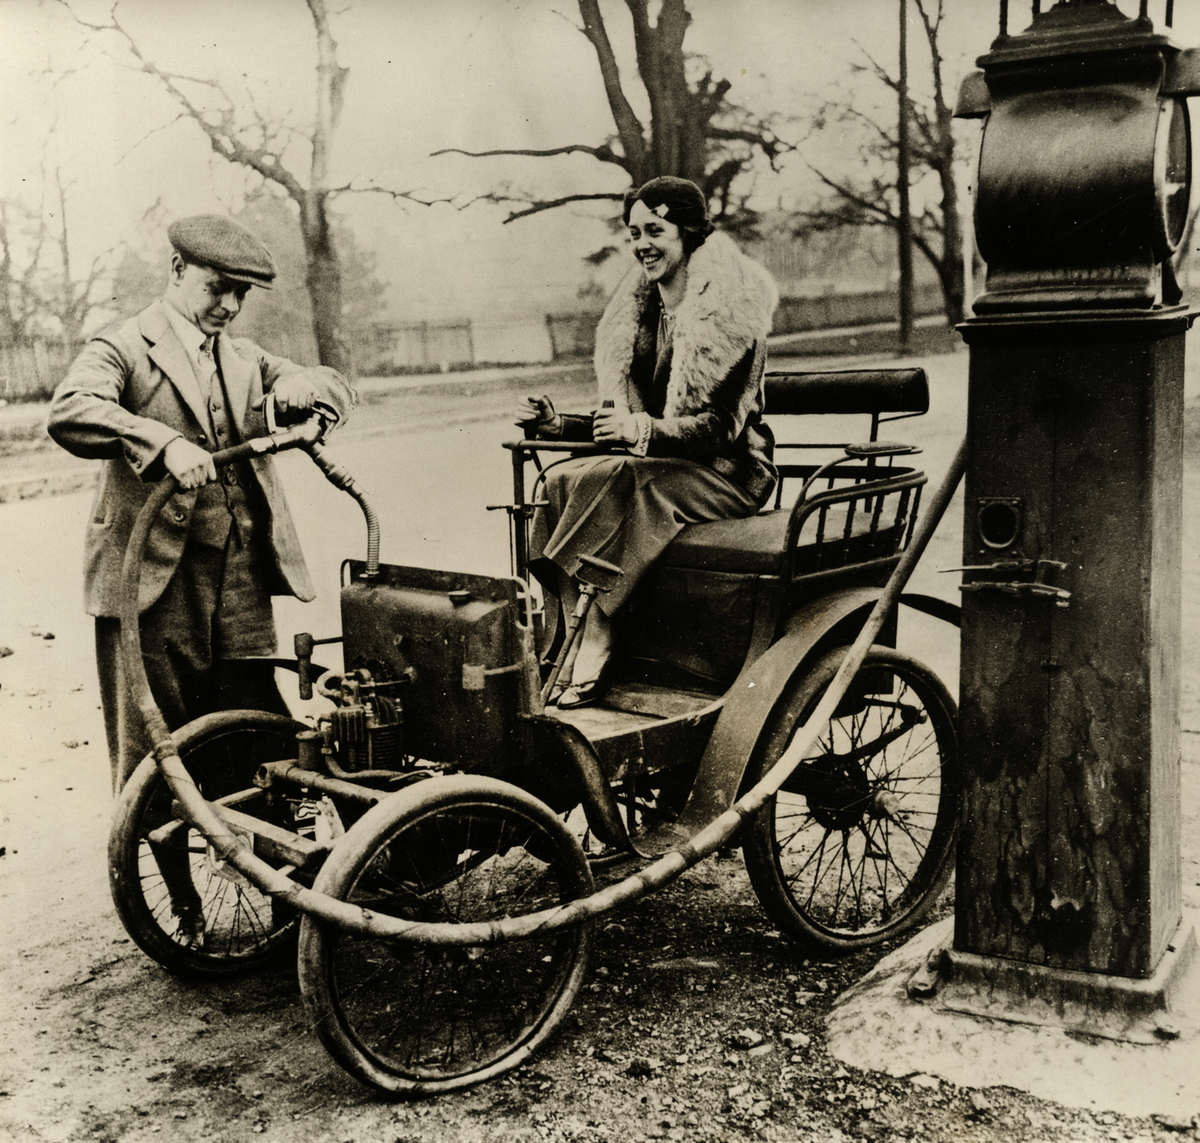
[161,301,212,364]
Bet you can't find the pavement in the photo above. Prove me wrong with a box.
[826,914,1200,1126]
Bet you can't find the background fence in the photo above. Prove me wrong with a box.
[352,282,947,377]
[0,340,76,405]
[361,320,474,373]
[774,282,943,334]
[1,282,947,402]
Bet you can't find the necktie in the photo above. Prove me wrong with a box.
[199,336,217,389]
[199,336,222,423]
[198,336,226,452]
[200,335,237,497]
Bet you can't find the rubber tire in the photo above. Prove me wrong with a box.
[108,710,307,978]
[298,774,593,1096]
[742,646,959,953]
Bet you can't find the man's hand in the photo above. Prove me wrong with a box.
[592,407,638,445]
[271,374,319,417]
[163,438,216,490]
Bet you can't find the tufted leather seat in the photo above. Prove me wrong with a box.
[662,502,902,576]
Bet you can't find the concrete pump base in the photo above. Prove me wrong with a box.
[826,913,1200,1120]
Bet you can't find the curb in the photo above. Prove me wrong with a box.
[0,466,95,505]
[0,407,49,442]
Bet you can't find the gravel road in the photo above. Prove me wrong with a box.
[2,348,1199,1142]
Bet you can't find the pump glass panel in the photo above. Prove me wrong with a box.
[1158,98,1191,251]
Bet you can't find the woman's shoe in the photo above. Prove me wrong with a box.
[555,677,606,709]
[555,613,613,709]
[555,657,612,709]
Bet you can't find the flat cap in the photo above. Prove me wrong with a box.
[167,214,276,289]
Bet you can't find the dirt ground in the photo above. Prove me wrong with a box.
[2,347,1200,1142]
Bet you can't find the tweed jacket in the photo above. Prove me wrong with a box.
[48,300,354,617]
[591,232,779,502]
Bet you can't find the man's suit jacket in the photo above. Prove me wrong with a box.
[48,300,355,617]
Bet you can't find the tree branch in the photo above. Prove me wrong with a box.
[431,142,628,171]
[806,164,899,229]
[856,45,900,97]
[707,125,792,168]
[56,0,308,201]
[467,191,623,224]
[693,69,733,123]
[429,0,777,235]
[115,112,189,164]
[915,0,948,113]
[579,0,646,176]
[326,182,458,208]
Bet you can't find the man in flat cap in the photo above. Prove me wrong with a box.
[49,214,355,791]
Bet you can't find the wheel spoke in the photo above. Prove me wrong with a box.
[790,825,833,911]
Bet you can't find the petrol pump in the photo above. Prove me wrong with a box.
[944,0,1200,1036]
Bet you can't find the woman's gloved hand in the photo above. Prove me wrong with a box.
[592,406,639,445]
[514,394,562,436]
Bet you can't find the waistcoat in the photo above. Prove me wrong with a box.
[189,344,265,549]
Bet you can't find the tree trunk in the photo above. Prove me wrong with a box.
[303,0,350,373]
[620,0,709,186]
[930,174,966,325]
[935,118,965,324]
[299,193,349,375]
[896,0,914,350]
[650,0,704,183]
[940,207,966,323]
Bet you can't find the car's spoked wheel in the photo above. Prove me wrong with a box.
[298,776,593,1095]
[743,648,959,952]
[109,710,312,977]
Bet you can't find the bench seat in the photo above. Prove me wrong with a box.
[662,502,903,576]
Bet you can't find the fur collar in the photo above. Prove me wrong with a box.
[594,232,778,416]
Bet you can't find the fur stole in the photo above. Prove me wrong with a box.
[593,231,778,417]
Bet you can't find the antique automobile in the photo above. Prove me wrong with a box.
[108,370,964,1095]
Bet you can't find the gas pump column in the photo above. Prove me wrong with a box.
[949,0,1200,1033]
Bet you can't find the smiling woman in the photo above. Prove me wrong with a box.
[513,176,779,708]
[627,201,689,290]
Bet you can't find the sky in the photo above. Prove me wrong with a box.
[2,0,1199,324]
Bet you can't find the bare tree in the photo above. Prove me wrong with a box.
[61,0,446,373]
[434,0,790,229]
[0,199,42,343]
[795,0,967,324]
[45,162,109,347]
[0,164,108,347]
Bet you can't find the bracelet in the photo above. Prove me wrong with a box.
[631,412,652,456]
